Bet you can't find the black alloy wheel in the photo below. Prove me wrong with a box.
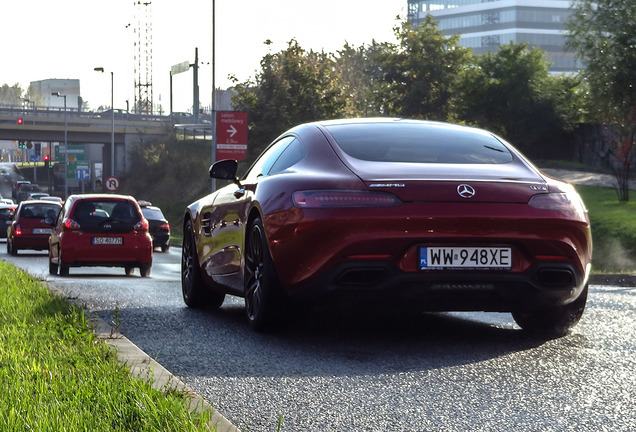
[244,217,283,331]
[181,220,224,308]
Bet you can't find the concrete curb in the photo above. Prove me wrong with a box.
[46,283,239,432]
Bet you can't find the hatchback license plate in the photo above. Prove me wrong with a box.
[33,228,52,235]
[92,237,123,245]
[420,247,511,270]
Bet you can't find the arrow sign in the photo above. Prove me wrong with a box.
[216,111,248,161]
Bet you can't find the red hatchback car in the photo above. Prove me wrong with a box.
[7,200,62,255]
[181,118,592,334]
[48,194,153,277]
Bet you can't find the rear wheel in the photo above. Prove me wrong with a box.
[512,284,588,336]
[125,266,135,276]
[181,220,225,308]
[244,217,284,331]
[48,249,58,275]
[59,252,69,276]
[161,244,170,253]
[8,239,17,256]
[139,263,152,278]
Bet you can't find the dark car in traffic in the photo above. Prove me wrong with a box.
[16,183,42,203]
[139,201,171,252]
[48,194,153,277]
[0,203,18,238]
[7,200,62,255]
[181,118,592,334]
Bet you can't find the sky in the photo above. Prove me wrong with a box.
[1,0,406,113]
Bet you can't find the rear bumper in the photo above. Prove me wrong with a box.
[286,261,589,312]
[12,235,50,250]
[57,233,153,265]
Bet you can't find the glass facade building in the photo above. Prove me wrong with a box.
[407,0,578,73]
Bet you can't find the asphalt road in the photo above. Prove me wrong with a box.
[3,249,636,431]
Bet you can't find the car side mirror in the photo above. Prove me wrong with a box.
[210,159,239,183]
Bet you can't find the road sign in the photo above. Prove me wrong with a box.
[171,61,190,75]
[216,111,248,161]
[76,162,90,180]
[105,176,120,191]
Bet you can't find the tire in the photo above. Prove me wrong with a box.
[139,263,152,278]
[244,217,284,331]
[512,284,588,336]
[161,244,170,253]
[48,249,58,275]
[59,251,69,276]
[8,239,17,256]
[125,266,135,276]
[181,220,225,308]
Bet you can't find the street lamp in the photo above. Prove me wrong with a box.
[51,92,68,198]
[94,67,115,178]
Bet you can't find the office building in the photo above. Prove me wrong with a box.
[407,0,578,73]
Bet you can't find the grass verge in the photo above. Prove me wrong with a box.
[577,185,636,273]
[0,260,215,431]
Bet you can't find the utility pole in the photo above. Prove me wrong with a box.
[193,47,200,124]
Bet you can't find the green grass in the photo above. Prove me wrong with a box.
[0,261,215,431]
[577,185,636,273]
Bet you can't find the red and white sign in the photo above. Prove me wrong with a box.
[216,111,247,161]
[105,176,120,191]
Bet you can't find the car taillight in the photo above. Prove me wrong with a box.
[528,189,587,220]
[293,190,401,208]
[134,219,149,232]
[64,219,81,230]
[14,225,21,236]
[158,222,170,230]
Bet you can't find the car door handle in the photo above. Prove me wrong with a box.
[234,189,246,198]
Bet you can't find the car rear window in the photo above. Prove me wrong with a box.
[324,122,513,164]
[72,200,140,224]
[19,203,60,219]
[141,207,164,220]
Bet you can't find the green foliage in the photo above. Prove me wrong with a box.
[0,261,213,430]
[0,83,45,107]
[455,42,583,159]
[374,16,472,120]
[567,0,636,127]
[231,39,346,162]
[577,185,636,272]
[567,0,636,201]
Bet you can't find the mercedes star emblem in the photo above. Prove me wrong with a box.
[457,184,476,198]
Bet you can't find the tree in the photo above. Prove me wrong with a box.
[373,16,471,120]
[231,39,346,162]
[0,83,24,106]
[455,43,583,159]
[567,0,636,201]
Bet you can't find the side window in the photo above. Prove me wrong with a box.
[244,136,296,182]
[268,138,304,175]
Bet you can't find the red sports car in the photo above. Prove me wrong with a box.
[181,118,592,334]
[48,194,153,277]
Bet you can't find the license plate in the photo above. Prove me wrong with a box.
[419,247,511,270]
[32,228,52,235]
[92,237,123,245]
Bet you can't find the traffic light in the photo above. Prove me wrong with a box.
[17,118,23,125]
[34,143,41,155]
[43,154,51,168]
